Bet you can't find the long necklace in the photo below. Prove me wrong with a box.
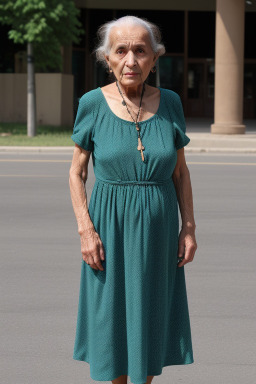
[116,80,146,162]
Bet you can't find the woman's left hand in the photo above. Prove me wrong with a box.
[177,227,197,267]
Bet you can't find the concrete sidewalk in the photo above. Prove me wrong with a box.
[185,132,256,153]
[185,118,256,153]
[0,118,256,153]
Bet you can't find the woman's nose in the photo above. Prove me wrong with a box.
[125,51,136,67]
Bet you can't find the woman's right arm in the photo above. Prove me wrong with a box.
[69,143,105,271]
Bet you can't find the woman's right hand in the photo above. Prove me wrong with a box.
[80,227,105,271]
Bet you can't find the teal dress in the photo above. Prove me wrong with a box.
[71,86,194,384]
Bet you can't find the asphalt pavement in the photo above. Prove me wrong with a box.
[1,150,256,384]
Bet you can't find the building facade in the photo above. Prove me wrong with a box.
[1,0,256,131]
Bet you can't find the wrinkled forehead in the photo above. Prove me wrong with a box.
[108,25,152,48]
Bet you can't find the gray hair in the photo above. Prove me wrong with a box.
[93,15,166,70]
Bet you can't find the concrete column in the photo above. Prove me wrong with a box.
[211,0,246,134]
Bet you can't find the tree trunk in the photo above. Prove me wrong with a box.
[27,42,37,137]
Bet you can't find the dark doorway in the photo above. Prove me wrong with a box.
[187,59,214,117]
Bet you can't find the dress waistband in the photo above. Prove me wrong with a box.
[95,176,173,186]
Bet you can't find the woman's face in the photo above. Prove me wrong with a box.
[105,24,158,88]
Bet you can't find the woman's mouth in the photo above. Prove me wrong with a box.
[125,73,139,76]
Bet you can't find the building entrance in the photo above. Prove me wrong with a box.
[187,59,214,118]
[244,62,256,118]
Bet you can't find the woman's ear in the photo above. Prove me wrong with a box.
[153,53,159,65]
[104,55,112,72]
[104,55,110,66]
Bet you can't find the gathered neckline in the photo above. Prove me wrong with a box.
[98,86,163,125]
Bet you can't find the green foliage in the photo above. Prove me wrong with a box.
[0,0,85,71]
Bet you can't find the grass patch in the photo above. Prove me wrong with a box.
[0,122,74,146]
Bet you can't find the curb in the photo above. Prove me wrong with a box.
[185,147,256,153]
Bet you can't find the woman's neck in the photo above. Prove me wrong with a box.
[117,81,145,100]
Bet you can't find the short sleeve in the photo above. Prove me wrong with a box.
[172,93,190,151]
[71,93,94,152]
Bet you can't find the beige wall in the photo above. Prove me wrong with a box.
[0,73,73,126]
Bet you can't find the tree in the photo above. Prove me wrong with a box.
[0,0,84,136]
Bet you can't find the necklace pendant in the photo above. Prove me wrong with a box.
[136,123,140,131]
[137,137,145,161]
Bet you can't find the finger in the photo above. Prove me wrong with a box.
[94,259,104,271]
[82,252,92,265]
[99,244,105,261]
[93,250,104,271]
[177,258,187,267]
[88,254,99,270]
[177,243,185,259]
[185,247,195,262]
[177,249,193,267]
[90,249,104,270]
[82,254,89,264]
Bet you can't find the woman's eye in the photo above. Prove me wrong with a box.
[117,50,124,54]
[137,49,144,53]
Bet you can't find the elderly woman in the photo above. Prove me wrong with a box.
[69,15,197,384]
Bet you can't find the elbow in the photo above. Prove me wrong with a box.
[69,167,79,185]
[172,168,181,182]
[172,163,190,183]
[69,169,75,188]
[181,163,190,177]
[69,166,87,185]
[69,166,75,181]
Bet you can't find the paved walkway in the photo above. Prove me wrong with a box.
[185,118,256,152]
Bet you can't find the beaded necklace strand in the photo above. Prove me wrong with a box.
[116,80,146,162]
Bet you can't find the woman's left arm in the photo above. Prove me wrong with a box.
[172,148,197,267]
